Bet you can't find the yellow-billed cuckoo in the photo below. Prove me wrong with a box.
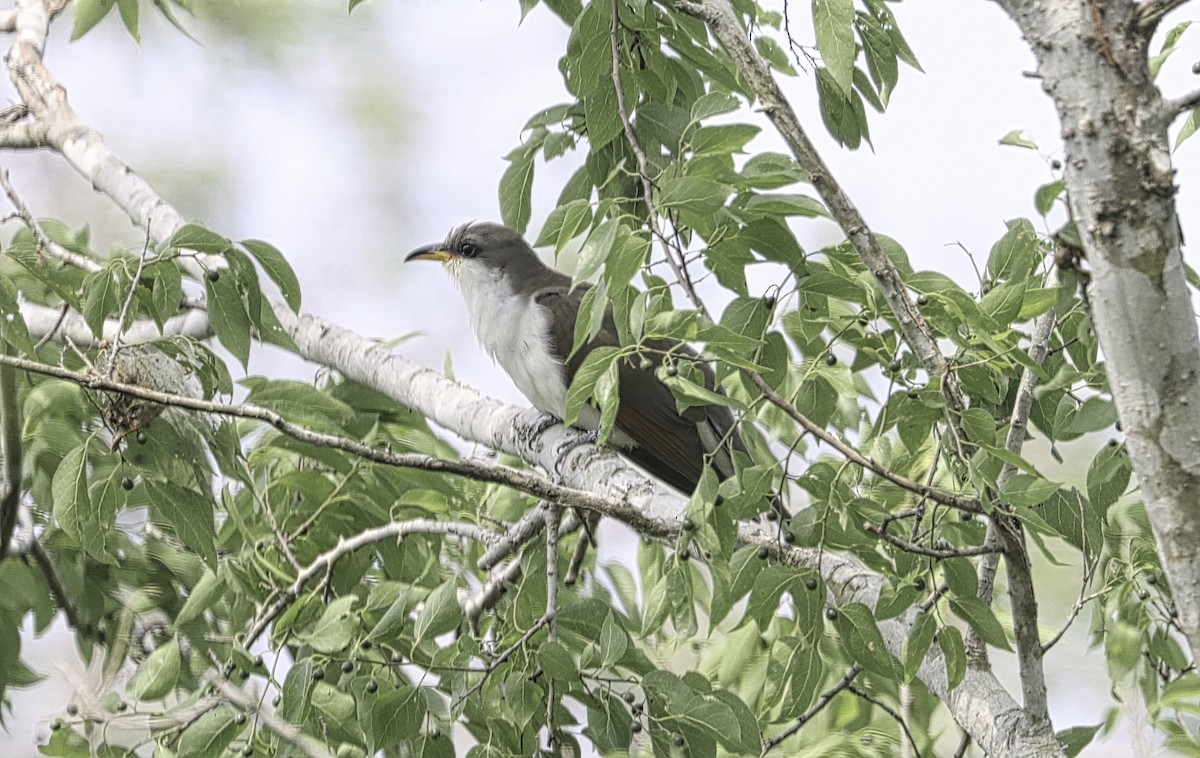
[405,221,755,500]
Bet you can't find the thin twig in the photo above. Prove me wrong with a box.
[865,524,1000,559]
[761,664,861,755]
[454,614,551,707]
[847,683,921,757]
[28,538,87,633]
[244,518,494,648]
[207,674,333,758]
[0,351,651,527]
[610,0,708,317]
[0,167,101,272]
[1164,88,1200,120]
[744,370,978,512]
[106,225,155,377]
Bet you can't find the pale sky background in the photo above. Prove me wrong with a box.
[2,0,1198,754]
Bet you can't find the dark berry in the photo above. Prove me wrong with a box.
[825,354,837,366]
[783,532,795,544]
[638,358,653,371]
[631,722,643,733]
[366,680,378,694]
[914,577,927,591]
[360,640,372,650]
[121,477,134,491]
[888,360,901,372]
[681,519,695,532]
[341,660,354,674]
[916,294,929,306]
[235,713,247,725]
[825,607,839,621]
[757,547,769,560]
[50,719,63,731]
[206,270,220,282]
[1146,573,1158,586]
[1051,159,1063,170]
[805,577,818,591]
[272,695,281,706]
[66,704,78,716]
[136,431,147,445]
[312,668,325,681]
[673,734,685,747]
[1138,589,1150,601]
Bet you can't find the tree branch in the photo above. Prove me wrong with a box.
[1138,0,1192,30]
[762,664,861,755]
[244,518,493,648]
[744,370,978,512]
[1164,88,1200,120]
[22,301,212,346]
[673,0,967,419]
[0,346,19,562]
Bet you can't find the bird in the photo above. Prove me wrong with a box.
[405,221,768,505]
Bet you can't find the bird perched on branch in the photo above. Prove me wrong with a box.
[406,221,773,509]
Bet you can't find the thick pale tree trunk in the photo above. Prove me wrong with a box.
[997,0,1200,660]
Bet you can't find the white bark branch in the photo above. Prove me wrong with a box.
[22,301,212,345]
[996,0,1200,668]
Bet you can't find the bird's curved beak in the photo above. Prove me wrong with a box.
[405,244,452,263]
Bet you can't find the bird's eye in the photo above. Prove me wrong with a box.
[458,241,480,258]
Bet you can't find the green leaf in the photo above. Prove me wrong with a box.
[534,199,593,253]
[564,346,620,426]
[205,269,252,369]
[1086,444,1131,511]
[241,239,301,311]
[413,579,460,643]
[279,659,316,723]
[116,0,139,42]
[168,223,233,255]
[82,267,121,339]
[1066,396,1118,434]
[598,613,629,669]
[998,129,1038,150]
[71,0,116,41]
[499,153,536,234]
[538,638,576,681]
[740,192,827,218]
[602,233,649,292]
[815,67,864,149]
[813,0,855,95]
[1000,473,1061,507]
[243,378,355,432]
[175,705,241,758]
[939,626,966,689]
[987,218,1038,281]
[689,124,760,155]
[903,612,936,681]
[371,686,425,749]
[127,637,181,701]
[1035,180,1066,216]
[176,569,224,625]
[53,441,112,562]
[833,603,900,679]
[949,597,1013,651]
[740,152,808,189]
[144,479,218,570]
[304,595,358,654]
[1175,108,1199,150]
[573,218,621,285]
[657,176,729,214]
[690,92,740,122]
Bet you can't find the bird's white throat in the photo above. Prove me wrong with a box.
[447,259,569,419]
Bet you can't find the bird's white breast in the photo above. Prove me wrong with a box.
[449,261,568,418]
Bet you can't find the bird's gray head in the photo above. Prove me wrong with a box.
[405,222,546,286]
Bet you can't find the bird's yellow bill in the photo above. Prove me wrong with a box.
[404,247,452,263]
